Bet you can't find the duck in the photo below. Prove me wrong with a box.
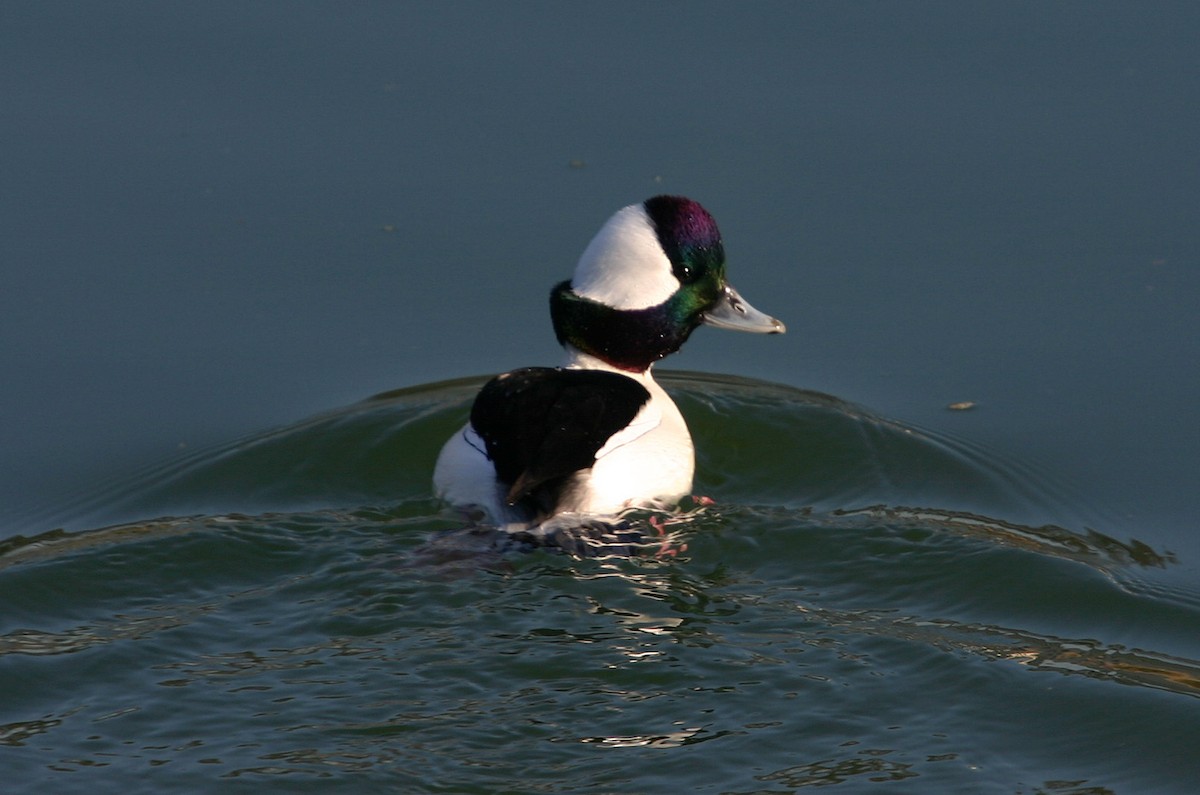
[433,195,785,535]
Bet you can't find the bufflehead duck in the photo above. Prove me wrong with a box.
[433,195,784,533]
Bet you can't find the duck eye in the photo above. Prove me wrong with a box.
[673,261,698,284]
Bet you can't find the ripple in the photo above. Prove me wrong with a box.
[1,373,1195,793]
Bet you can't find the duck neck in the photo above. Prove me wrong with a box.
[549,280,697,374]
[561,345,649,378]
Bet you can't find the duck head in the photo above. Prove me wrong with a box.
[551,195,785,372]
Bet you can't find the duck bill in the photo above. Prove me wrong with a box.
[701,285,786,334]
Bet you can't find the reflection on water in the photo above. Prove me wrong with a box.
[788,601,1200,701]
[753,753,922,789]
[829,505,1175,569]
[3,501,1194,701]
[0,374,1195,791]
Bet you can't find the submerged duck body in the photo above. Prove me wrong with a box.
[433,195,784,532]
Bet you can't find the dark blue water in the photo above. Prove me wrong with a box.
[2,3,1199,792]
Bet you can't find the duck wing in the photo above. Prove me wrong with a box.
[469,367,651,507]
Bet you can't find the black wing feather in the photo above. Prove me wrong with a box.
[469,367,651,511]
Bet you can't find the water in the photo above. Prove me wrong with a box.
[3,374,1197,793]
[3,3,1199,792]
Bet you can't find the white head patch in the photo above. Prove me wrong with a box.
[569,203,679,310]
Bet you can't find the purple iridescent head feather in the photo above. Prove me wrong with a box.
[642,195,726,283]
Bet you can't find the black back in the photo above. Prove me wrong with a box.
[469,367,651,516]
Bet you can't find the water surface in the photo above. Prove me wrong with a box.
[3,374,1197,793]
[2,3,1199,793]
